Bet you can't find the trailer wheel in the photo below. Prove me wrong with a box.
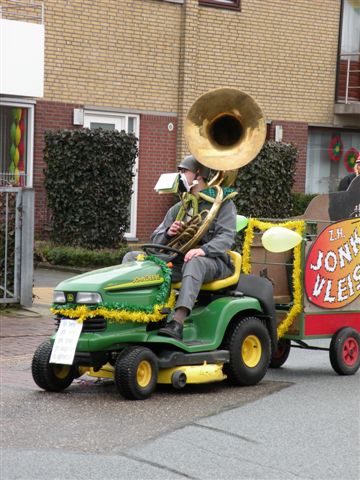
[115,346,158,400]
[225,316,271,386]
[330,328,360,375]
[269,338,291,368]
[32,341,76,392]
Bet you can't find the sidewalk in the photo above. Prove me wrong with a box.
[0,268,77,359]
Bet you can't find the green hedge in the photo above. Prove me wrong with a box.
[35,242,130,268]
[233,141,298,218]
[44,128,138,249]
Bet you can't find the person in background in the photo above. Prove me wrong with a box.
[338,154,360,191]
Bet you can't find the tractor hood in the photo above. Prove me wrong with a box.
[54,260,166,307]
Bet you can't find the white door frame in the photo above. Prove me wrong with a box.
[84,111,140,239]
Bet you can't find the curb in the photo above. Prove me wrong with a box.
[0,307,44,318]
[36,262,89,274]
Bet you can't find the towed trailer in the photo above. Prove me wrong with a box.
[243,177,360,375]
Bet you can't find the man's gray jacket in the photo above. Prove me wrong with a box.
[150,196,237,268]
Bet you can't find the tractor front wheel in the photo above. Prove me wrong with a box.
[226,316,271,386]
[329,328,360,375]
[32,341,76,392]
[115,346,158,400]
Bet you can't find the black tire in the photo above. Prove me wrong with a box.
[269,338,291,368]
[115,346,158,400]
[31,341,76,392]
[225,316,271,386]
[329,327,360,375]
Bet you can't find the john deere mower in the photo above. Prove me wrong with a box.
[31,244,278,400]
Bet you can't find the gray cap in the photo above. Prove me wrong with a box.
[178,155,210,180]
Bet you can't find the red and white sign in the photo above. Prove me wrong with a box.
[305,219,360,309]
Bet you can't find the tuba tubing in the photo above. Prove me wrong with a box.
[168,186,224,253]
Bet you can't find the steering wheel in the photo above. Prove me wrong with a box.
[142,244,184,262]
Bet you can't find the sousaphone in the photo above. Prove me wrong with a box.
[168,87,266,252]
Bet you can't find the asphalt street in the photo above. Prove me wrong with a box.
[1,267,359,480]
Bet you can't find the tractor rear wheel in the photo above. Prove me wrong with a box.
[225,316,271,386]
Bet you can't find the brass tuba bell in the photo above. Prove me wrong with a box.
[168,88,266,253]
[184,87,266,180]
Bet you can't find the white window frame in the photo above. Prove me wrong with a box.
[0,98,35,187]
[84,111,140,240]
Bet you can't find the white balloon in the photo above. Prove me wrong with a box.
[262,226,302,253]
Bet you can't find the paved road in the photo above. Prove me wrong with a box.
[1,268,359,479]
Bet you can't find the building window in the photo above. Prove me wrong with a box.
[0,102,34,187]
[84,111,139,239]
[306,128,360,194]
[337,1,360,102]
[199,0,240,11]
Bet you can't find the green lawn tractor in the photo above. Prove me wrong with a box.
[32,245,278,400]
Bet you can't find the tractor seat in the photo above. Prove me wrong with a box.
[171,250,242,292]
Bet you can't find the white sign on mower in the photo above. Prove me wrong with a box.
[49,319,83,365]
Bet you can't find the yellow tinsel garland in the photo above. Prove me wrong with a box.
[242,218,305,338]
[51,289,177,324]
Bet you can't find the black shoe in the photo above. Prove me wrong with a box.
[158,320,183,341]
[146,319,167,332]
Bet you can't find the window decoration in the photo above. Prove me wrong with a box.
[1,105,29,187]
[8,108,26,186]
[328,135,343,162]
[343,148,359,173]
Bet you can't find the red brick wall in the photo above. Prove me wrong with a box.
[267,121,308,192]
[137,115,178,242]
[33,101,82,237]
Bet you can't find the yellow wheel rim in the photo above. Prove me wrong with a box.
[136,360,152,387]
[53,365,71,379]
[242,335,262,367]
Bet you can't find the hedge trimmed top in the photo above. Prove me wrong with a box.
[44,129,138,249]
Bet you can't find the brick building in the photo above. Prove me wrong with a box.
[1,0,359,243]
